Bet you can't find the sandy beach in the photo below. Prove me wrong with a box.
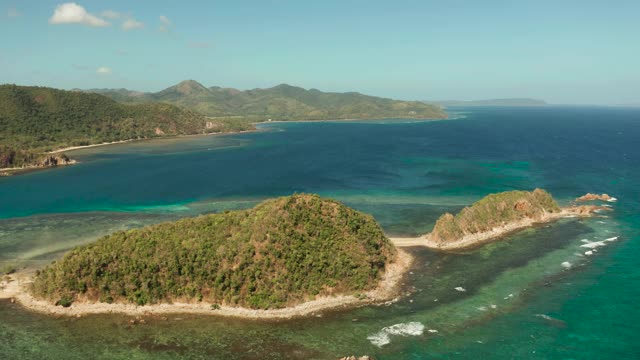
[0,249,412,319]
[48,140,136,154]
[390,206,607,251]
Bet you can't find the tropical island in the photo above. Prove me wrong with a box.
[391,189,610,250]
[3,194,410,318]
[0,189,612,319]
[0,82,446,173]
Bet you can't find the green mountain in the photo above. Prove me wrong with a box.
[429,189,561,244]
[31,194,397,310]
[0,84,215,169]
[427,98,547,107]
[88,80,448,120]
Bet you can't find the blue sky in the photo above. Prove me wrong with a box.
[1,0,638,104]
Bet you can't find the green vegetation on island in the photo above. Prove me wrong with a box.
[31,194,397,310]
[0,84,234,169]
[429,189,561,244]
[1,82,447,170]
[87,80,448,120]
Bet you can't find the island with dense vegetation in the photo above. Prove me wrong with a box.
[9,194,409,317]
[86,80,448,120]
[1,82,446,173]
[0,84,214,171]
[391,189,609,250]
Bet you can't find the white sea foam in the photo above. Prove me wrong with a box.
[602,204,612,208]
[535,314,554,321]
[585,251,593,256]
[455,287,466,292]
[580,241,607,249]
[580,239,590,243]
[607,197,618,202]
[561,261,572,269]
[367,332,391,347]
[368,322,425,347]
[490,304,497,309]
[580,236,618,249]
[428,329,439,333]
[476,306,487,311]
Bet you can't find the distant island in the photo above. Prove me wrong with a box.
[85,80,447,121]
[426,98,547,107]
[0,82,446,174]
[391,189,610,250]
[8,194,410,318]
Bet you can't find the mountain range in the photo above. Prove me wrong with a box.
[84,80,447,120]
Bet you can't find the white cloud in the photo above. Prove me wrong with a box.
[122,18,144,31]
[49,3,110,27]
[101,10,121,20]
[159,15,172,32]
[97,67,112,74]
[7,8,21,18]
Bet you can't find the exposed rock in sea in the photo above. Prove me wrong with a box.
[576,193,614,202]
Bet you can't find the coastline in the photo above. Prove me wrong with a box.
[48,139,136,154]
[4,115,450,176]
[47,129,260,155]
[390,206,606,251]
[0,159,78,174]
[0,249,412,319]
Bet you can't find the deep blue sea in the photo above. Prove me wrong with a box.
[1,106,639,359]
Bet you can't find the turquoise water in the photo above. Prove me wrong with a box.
[1,106,639,359]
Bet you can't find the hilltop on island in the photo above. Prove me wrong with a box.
[391,189,610,250]
[26,194,406,316]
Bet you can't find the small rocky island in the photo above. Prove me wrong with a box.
[391,189,609,250]
[20,194,409,317]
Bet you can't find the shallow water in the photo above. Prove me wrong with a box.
[1,106,639,359]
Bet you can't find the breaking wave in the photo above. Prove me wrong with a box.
[367,322,425,347]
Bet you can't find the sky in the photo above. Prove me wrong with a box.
[0,0,639,104]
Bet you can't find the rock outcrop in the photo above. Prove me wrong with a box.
[38,154,75,168]
[576,193,614,202]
